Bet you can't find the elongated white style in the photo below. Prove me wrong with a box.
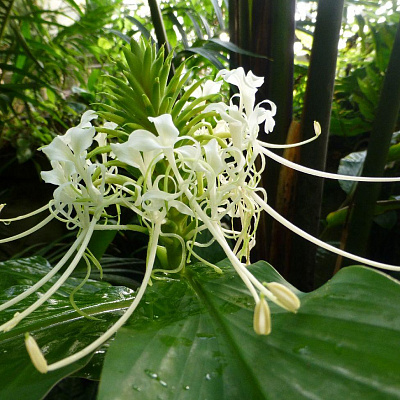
[1,66,399,374]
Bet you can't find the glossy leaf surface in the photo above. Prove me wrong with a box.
[99,260,400,400]
[0,257,134,400]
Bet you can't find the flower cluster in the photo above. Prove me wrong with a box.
[1,65,400,374]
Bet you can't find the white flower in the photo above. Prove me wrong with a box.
[217,67,263,114]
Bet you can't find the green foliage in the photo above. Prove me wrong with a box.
[331,13,400,137]
[0,256,135,400]
[2,257,400,399]
[100,38,220,137]
[0,0,124,163]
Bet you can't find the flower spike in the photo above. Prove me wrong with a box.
[1,46,400,373]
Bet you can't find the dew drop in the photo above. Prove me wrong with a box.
[145,369,158,379]
[132,385,141,392]
[184,385,190,390]
[205,373,211,380]
[159,380,168,387]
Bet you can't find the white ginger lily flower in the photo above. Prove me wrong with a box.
[189,79,223,100]
[0,111,123,338]
[217,67,263,114]
[2,65,400,377]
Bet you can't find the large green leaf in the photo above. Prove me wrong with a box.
[0,257,135,400]
[98,260,400,400]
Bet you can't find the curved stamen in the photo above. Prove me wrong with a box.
[253,192,400,272]
[0,204,49,222]
[45,220,162,372]
[0,219,97,332]
[166,152,261,302]
[0,233,85,312]
[0,214,55,244]
[259,121,321,149]
[260,145,400,182]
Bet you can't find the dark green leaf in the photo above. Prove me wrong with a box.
[0,257,135,400]
[208,38,269,59]
[98,260,400,399]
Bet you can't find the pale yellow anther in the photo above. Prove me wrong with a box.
[0,204,5,213]
[266,282,300,313]
[253,297,271,335]
[25,333,48,374]
[314,121,321,137]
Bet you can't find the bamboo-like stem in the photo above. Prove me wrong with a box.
[289,0,344,290]
[147,0,171,53]
[344,21,400,261]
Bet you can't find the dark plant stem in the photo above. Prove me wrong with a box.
[288,0,344,290]
[0,0,15,42]
[147,0,171,54]
[344,21,400,261]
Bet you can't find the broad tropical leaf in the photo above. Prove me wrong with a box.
[0,257,135,400]
[99,260,400,400]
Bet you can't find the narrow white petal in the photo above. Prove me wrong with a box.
[149,114,180,148]
[66,126,96,155]
[79,110,98,127]
[130,129,163,152]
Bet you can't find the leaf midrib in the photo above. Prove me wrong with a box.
[185,269,266,399]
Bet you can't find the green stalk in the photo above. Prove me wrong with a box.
[345,21,400,261]
[288,0,344,290]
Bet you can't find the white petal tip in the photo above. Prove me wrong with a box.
[25,334,48,374]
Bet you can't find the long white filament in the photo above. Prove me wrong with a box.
[0,233,85,312]
[0,219,96,332]
[259,135,319,149]
[0,214,55,244]
[167,154,262,302]
[46,220,161,372]
[253,192,400,272]
[0,204,49,222]
[260,145,400,182]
